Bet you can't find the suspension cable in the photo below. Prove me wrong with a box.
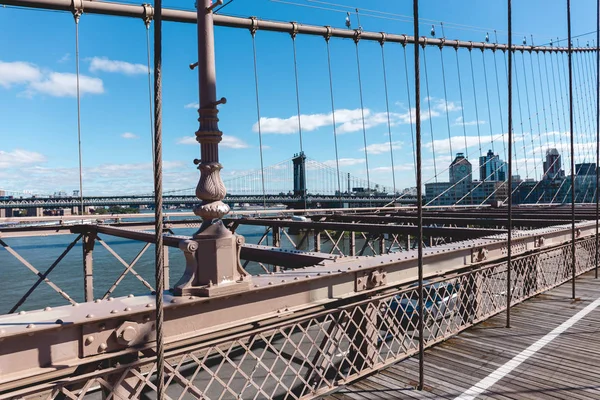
[354,34,372,205]
[145,14,155,176]
[481,48,496,155]
[468,47,483,171]
[575,50,596,202]
[582,49,599,202]
[324,37,342,202]
[151,0,165,397]
[380,39,397,195]
[513,51,528,180]
[422,44,439,184]
[290,31,308,210]
[73,9,84,217]
[403,43,417,183]
[439,42,454,164]
[250,29,267,210]
[454,49,469,158]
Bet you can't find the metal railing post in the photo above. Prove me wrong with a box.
[83,230,96,302]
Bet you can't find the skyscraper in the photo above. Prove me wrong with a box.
[542,148,564,181]
[479,150,507,182]
[449,153,472,184]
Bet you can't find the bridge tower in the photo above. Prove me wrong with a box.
[293,152,307,197]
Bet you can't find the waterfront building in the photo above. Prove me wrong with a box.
[479,149,507,182]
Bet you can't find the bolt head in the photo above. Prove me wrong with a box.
[85,336,95,346]
[99,343,108,352]
[120,326,137,343]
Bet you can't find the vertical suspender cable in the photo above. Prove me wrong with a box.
[439,44,454,170]
[325,37,342,204]
[507,0,513,329]
[251,28,267,210]
[354,35,372,205]
[468,48,484,166]
[152,0,165,397]
[413,0,424,391]
[595,0,600,278]
[73,9,84,217]
[568,0,576,299]
[291,31,308,210]
[482,49,496,155]
[145,16,155,175]
[455,48,469,157]
[403,44,417,183]
[423,46,439,184]
[380,39,397,196]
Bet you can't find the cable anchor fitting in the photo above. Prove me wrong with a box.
[438,37,445,50]
[400,34,408,47]
[353,28,361,44]
[71,0,83,23]
[290,21,298,40]
[249,16,258,37]
[378,32,386,46]
[142,3,154,28]
[324,26,332,42]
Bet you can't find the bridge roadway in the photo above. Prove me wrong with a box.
[0,194,415,209]
[327,269,600,400]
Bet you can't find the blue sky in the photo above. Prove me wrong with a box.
[0,0,598,195]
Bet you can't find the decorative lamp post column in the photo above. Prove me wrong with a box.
[173,0,251,296]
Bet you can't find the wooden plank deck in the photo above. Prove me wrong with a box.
[324,269,600,400]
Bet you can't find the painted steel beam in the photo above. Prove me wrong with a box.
[0,0,595,53]
[0,220,597,389]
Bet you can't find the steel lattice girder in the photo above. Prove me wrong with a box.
[0,219,597,390]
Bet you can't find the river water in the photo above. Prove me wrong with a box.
[1,211,373,314]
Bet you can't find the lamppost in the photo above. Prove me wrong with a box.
[173,0,251,296]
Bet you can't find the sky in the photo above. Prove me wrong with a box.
[0,0,599,196]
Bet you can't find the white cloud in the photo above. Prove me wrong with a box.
[453,116,486,126]
[88,57,149,75]
[221,136,250,149]
[0,61,42,87]
[28,72,104,97]
[177,135,249,149]
[253,107,440,135]
[371,164,415,173]
[362,141,403,155]
[121,132,139,139]
[184,102,199,109]
[425,134,505,155]
[0,149,47,168]
[433,99,462,113]
[0,60,104,97]
[323,158,365,167]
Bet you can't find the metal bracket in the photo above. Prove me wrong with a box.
[535,236,545,248]
[82,317,155,357]
[471,247,488,263]
[355,269,387,292]
[250,16,258,36]
[142,3,154,27]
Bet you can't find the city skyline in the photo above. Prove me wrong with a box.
[1,1,599,195]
